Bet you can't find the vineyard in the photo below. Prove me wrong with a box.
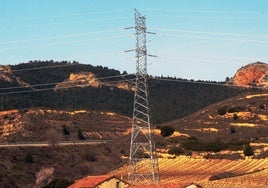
[111,156,268,187]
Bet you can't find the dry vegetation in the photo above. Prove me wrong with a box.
[112,156,268,187]
[2,92,268,187]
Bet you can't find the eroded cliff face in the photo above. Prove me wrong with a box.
[231,62,268,88]
[55,72,135,91]
[0,65,31,87]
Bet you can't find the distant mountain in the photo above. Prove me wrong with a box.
[0,60,249,123]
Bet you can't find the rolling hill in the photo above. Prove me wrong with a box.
[0,60,268,187]
[0,60,246,123]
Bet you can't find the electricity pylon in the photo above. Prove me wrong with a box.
[128,9,160,185]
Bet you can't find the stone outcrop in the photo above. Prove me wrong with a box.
[230,62,268,88]
[55,72,135,91]
[0,65,31,88]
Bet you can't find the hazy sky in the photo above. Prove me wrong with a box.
[0,0,268,81]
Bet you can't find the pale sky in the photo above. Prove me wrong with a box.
[0,0,268,81]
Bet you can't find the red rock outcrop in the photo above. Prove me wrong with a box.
[231,62,268,88]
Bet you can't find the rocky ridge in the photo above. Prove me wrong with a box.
[230,62,268,88]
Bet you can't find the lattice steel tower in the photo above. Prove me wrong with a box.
[128,9,160,185]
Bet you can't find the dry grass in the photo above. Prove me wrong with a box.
[111,156,268,187]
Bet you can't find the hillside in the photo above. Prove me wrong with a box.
[1,60,268,187]
[2,92,268,187]
[0,60,246,124]
[158,92,268,158]
[0,108,132,142]
[110,92,268,187]
[0,108,132,187]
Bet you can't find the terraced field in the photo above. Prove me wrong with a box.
[111,156,268,187]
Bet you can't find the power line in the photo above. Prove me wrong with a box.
[0,28,124,45]
[154,54,268,66]
[2,51,127,66]
[0,9,131,22]
[0,35,128,52]
[10,63,79,72]
[151,27,268,38]
[145,8,268,15]
[159,33,268,44]
[147,14,268,21]
[149,77,267,90]
[154,51,268,63]
[0,73,135,95]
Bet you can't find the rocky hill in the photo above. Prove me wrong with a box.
[159,92,268,158]
[0,60,245,123]
[1,61,268,187]
[0,108,132,187]
[2,91,268,187]
[0,108,132,142]
[230,62,268,88]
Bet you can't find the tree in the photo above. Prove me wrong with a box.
[217,106,228,116]
[43,178,73,188]
[168,146,184,155]
[78,129,85,140]
[243,144,254,156]
[233,113,239,120]
[160,126,175,137]
[61,125,69,136]
[230,126,236,133]
[25,152,33,163]
[46,128,61,147]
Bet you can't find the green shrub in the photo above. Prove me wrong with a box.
[61,125,69,135]
[228,106,245,113]
[168,146,184,155]
[227,139,249,150]
[182,138,227,152]
[160,126,175,137]
[84,153,96,162]
[188,136,198,140]
[217,106,228,115]
[44,178,73,188]
[209,172,238,181]
[230,126,236,133]
[233,113,239,120]
[78,129,85,140]
[259,104,265,109]
[243,144,254,156]
[25,153,33,163]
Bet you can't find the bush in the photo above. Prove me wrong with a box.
[25,153,33,163]
[160,126,175,137]
[168,146,184,155]
[84,153,97,162]
[228,106,245,113]
[217,106,228,115]
[227,139,249,150]
[209,172,238,181]
[78,129,85,140]
[259,104,265,109]
[233,113,239,120]
[61,125,69,135]
[230,126,236,133]
[243,144,254,156]
[43,178,73,188]
[182,138,227,152]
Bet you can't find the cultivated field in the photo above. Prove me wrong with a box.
[112,156,268,187]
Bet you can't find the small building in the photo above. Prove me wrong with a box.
[68,175,130,188]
